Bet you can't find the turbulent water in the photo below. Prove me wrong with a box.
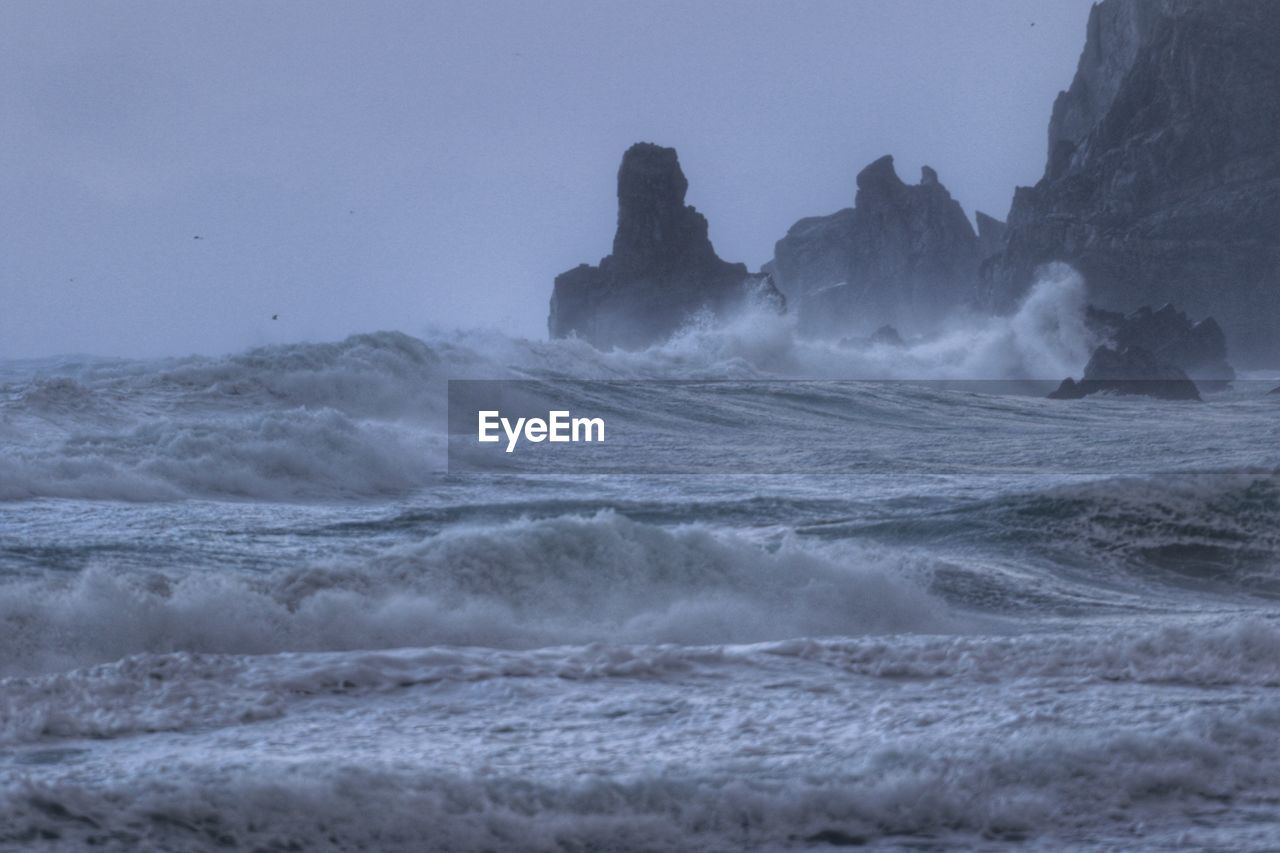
[3,273,1280,850]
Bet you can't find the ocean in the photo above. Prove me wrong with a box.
[2,274,1279,850]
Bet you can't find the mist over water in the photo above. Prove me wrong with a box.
[1,264,1102,503]
[646,262,1096,381]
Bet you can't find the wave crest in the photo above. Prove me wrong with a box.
[0,513,953,675]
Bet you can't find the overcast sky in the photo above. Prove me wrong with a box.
[0,0,1096,359]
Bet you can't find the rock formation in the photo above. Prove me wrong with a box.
[1086,303,1234,386]
[766,156,982,337]
[975,213,1007,263]
[1048,345,1201,401]
[1052,301,1230,399]
[868,325,905,348]
[984,0,1280,366]
[548,143,784,349]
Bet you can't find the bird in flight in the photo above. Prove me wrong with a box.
[271,314,279,320]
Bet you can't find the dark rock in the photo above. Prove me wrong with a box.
[975,212,1008,261]
[548,143,784,349]
[1048,345,1201,400]
[984,0,1280,366]
[1047,377,1085,400]
[1085,302,1234,387]
[768,155,981,337]
[868,325,905,347]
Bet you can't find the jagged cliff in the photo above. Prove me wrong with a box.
[548,143,783,349]
[766,156,990,337]
[984,0,1280,365]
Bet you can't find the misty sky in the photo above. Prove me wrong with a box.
[1,0,1096,359]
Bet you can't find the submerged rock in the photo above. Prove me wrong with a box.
[984,0,1280,366]
[548,143,783,349]
[1049,345,1201,401]
[767,155,981,337]
[838,324,905,350]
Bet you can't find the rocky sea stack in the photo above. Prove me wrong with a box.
[766,155,994,337]
[1049,345,1201,401]
[984,0,1280,366]
[1087,303,1234,386]
[1051,301,1232,401]
[548,143,783,350]
[550,0,1279,361]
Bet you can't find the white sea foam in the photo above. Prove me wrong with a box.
[594,262,1097,381]
[4,617,1279,747]
[3,641,1280,849]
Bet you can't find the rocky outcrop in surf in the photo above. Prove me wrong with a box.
[766,156,983,337]
[1049,345,1201,401]
[983,0,1280,366]
[1052,300,1230,400]
[548,143,784,350]
[1086,303,1234,387]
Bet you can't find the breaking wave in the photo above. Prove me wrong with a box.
[0,266,1108,501]
[0,512,955,676]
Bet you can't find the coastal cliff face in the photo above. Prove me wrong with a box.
[767,156,991,337]
[984,0,1280,365]
[549,143,782,350]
